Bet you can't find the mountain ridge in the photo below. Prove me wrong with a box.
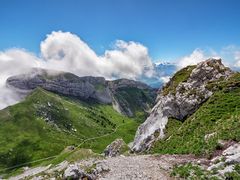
[6,68,157,118]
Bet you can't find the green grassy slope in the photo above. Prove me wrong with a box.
[0,88,140,172]
[151,73,240,156]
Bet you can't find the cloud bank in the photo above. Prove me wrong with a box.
[39,31,154,79]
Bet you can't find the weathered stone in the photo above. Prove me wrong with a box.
[64,163,94,180]
[7,68,112,104]
[223,143,240,164]
[104,138,128,157]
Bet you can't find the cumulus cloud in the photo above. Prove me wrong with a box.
[160,76,171,84]
[177,49,207,69]
[175,47,236,69]
[0,31,155,109]
[0,49,42,109]
[39,31,154,79]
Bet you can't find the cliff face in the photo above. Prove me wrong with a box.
[6,68,156,117]
[7,68,113,104]
[132,58,233,152]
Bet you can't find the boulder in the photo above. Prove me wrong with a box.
[104,138,128,157]
[63,164,94,180]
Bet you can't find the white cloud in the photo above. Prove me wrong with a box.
[0,49,41,109]
[160,76,170,84]
[0,31,155,109]
[176,48,234,69]
[39,31,154,79]
[177,49,207,69]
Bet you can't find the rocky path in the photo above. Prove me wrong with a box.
[6,154,203,180]
[98,155,200,180]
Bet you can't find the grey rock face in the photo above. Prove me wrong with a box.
[64,163,95,180]
[132,59,233,152]
[104,138,128,157]
[7,68,112,104]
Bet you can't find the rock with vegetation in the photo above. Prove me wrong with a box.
[150,71,240,156]
[171,142,240,179]
[132,58,233,152]
[7,68,156,117]
[64,163,95,180]
[104,138,129,157]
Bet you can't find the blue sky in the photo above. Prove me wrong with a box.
[0,0,240,62]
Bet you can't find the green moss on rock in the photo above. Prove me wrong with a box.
[162,65,196,95]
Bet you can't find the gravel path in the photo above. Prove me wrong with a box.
[7,154,202,180]
[98,154,198,180]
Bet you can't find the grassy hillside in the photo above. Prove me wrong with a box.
[151,73,240,156]
[0,88,140,173]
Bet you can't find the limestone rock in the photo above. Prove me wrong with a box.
[63,163,94,180]
[104,138,128,157]
[7,68,112,104]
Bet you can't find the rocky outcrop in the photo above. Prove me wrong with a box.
[132,58,233,152]
[64,164,95,180]
[6,68,156,117]
[104,138,128,157]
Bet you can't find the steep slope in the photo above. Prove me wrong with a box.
[0,88,140,172]
[7,68,156,118]
[132,58,233,152]
[151,72,240,155]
